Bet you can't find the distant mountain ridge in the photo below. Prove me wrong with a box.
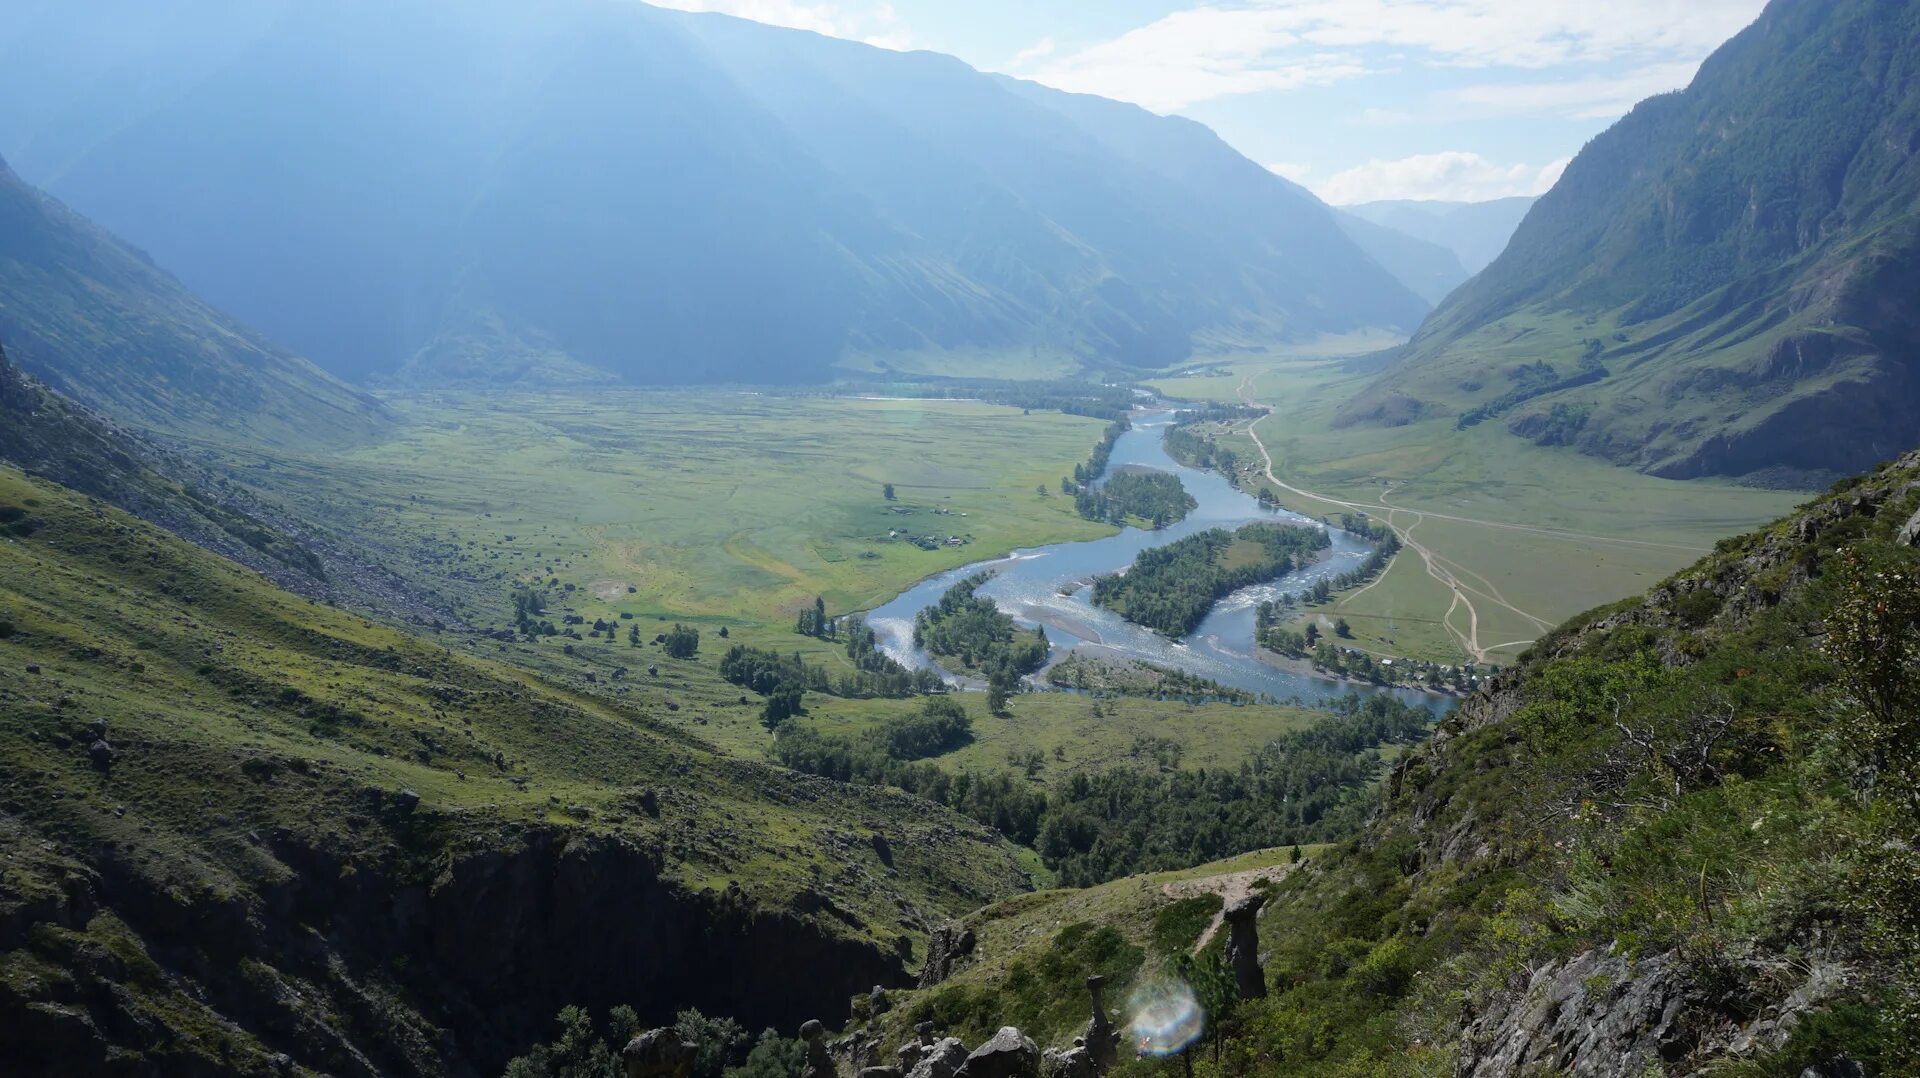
[1341,197,1536,274]
[1341,0,1920,483]
[0,0,1428,387]
[0,155,388,447]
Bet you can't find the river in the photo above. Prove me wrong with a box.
[865,410,1439,708]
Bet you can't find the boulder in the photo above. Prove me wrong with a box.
[906,1037,969,1078]
[87,739,115,771]
[859,1069,904,1078]
[1041,1046,1094,1078]
[1899,507,1920,547]
[622,1028,696,1078]
[394,788,421,813]
[955,1026,1039,1078]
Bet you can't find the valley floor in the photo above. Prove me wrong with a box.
[1150,351,1806,665]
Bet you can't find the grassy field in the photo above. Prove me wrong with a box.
[1152,352,1807,665]
[209,389,1114,634]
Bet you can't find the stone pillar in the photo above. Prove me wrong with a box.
[801,1020,835,1078]
[1083,975,1117,1073]
[1223,893,1267,999]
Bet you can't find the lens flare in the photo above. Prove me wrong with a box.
[1126,977,1204,1056]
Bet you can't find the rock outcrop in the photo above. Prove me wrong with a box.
[1223,893,1267,999]
[1457,948,1688,1077]
[622,1028,696,1078]
[918,923,977,987]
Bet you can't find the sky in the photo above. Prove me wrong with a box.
[648,0,1769,205]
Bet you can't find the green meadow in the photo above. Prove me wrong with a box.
[1152,351,1806,664]
[213,389,1114,633]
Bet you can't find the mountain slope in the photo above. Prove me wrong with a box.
[0,156,388,447]
[1342,0,1920,483]
[1334,210,1471,305]
[0,463,1035,1074]
[1341,196,1536,274]
[862,451,1920,1075]
[0,0,1427,386]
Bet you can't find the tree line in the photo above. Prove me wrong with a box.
[1092,523,1330,636]
[913,575,1048,713]
[1064,470,1196,527]
[772,692,1434,886]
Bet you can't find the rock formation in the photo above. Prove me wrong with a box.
[801,1019,836,1078]
[1081,974,1118,1072]
[1223,893,1267,999]
[954,1026,1040,1078]
[906,1036,970,1078]
[918,923,977,987]
[622,1028,696,1078]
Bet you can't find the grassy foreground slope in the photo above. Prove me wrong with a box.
[873,450,1920,1075]
[0,465,1035,1075]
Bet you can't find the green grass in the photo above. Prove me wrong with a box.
[1161,353,1805,665]
[863,843,1314,1052]
[206,390,1114,633]
[0,464,1038,1016]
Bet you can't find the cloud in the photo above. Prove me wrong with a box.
[1445,60,1702,119]
[1319,151,1565,204]
[1007,37,1057,69]
[647,0,912,49]
[1025,0,1763,112]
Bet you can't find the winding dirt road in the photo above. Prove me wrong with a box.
[1229,375,1705,662]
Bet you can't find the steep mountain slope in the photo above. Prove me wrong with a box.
[861,452,1920,1076]
[0,156,387,447]
[0,0,1426,386]
[0,464,1036,1075]
[1343,0,1920,483]
[1333,210,1471,305]
[0,344,454,626]
[1341,196,1536,274]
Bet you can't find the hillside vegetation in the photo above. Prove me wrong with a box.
[1344,0,1920,483]
[0,466,1036,1074]
[872,450,1920,1075]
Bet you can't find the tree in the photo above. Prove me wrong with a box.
[813,597,827,638]
[1304,623,1320,647]
[883,483,895,501]
[1334,618,1352,638]
[663,624,700,659]
[987,671,1016,716]
[628,625,640,647]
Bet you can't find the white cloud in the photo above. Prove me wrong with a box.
[1445,60,1702,120]
[647,0,913,49]
[1007,37,1057,69]
[1025,0,1763,112]
[1319,151,1563,204]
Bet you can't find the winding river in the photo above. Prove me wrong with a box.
[866,411,1438,708]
